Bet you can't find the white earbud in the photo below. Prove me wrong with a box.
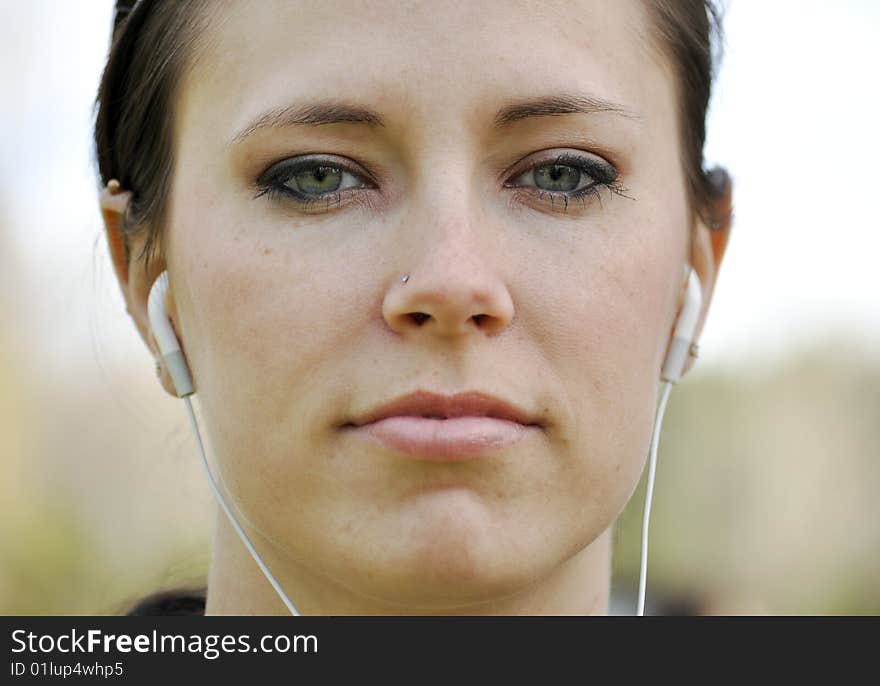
[660,268,703,384]
[147,271,194,397]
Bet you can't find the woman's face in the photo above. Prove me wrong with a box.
[160,0,698,609]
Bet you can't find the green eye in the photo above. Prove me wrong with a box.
[504,153,628,213]
[254,156,371,210]
[291,165,344,194]
[533,164,583,192]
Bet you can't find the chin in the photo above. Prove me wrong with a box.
[343,489,552,610]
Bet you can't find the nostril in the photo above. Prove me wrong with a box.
[472,314,487,325]
[410,312,430,325]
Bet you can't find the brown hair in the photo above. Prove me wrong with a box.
[644,0,727,226]
[94,0,212,273]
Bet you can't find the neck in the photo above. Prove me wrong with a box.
[204,510,612,616]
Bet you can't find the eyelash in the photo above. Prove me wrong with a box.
[253,152,629,214]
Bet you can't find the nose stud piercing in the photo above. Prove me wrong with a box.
[401,274,409,284]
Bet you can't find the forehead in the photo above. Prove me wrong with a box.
[180,0,669,148]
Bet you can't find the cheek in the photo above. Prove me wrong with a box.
[523,214,684,518]
[547,245,674,404]
[167,204,379,487]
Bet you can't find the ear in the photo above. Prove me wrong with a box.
[99,185,179,397]
[679,168,733,378]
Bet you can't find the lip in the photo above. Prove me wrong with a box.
[341,390,542,462]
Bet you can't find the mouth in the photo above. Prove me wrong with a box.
[342,415,540,462]
[341,390,543,462]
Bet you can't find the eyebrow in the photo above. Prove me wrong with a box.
[493,93,638,127]
[229,93,638,145]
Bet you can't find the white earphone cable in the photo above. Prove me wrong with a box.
[636,379,674,616]
[183,396,301,616]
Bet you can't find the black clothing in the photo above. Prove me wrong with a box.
[126,589,206,616]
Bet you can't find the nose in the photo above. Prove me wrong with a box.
[381,194,515,340]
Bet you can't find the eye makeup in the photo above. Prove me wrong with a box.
[253,150,630,215]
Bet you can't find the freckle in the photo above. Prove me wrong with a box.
[263,247,272,256]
